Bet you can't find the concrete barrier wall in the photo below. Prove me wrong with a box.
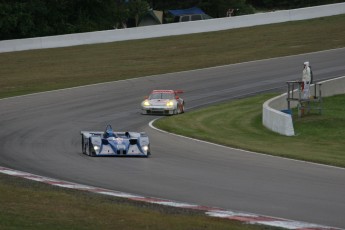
[263,76,345,136]
[1,3,345,53]
[262,95,295,136]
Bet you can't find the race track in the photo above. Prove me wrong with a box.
[1,48,345,228]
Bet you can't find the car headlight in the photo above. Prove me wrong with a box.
[143,100,150,106]
[93,145,100,151]
[142,145,149,152]
[166,101,174,107]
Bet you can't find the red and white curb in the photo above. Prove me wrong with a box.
[0,166,340,230]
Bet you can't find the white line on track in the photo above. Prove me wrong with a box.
[0,166,340,230]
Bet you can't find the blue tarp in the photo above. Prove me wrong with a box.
[168,7,205,16]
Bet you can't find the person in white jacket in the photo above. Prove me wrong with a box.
[302,61,311,99]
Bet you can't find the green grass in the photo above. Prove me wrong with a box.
[0,14,345,98]
[0,173,280,230]
[155,93,345,168]
[1,14,345,229]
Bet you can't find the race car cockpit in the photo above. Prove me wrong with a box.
[103,125,117,138]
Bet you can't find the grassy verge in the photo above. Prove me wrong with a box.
[155,93,345,168]
[0,173,280,230]
[0,14,345,99]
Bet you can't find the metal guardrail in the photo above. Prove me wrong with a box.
[286,81,322,118]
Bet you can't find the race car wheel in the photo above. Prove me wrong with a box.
[176,103,184,114]
[181,103,185,113]
[146,145,151,158]
[89,145,96,157]
[86,145,90,156]
[85,139,95,157]
[82,137,86,154]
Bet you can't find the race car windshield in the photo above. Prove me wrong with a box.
[149,93,174,100]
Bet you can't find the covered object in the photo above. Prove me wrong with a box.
[168,7,212,22]
[168,7,206,16]
[139,10,163,27]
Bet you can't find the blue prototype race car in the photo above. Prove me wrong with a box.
[81,125,150,157]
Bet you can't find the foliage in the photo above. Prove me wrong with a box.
[198,0,254,18]
[0,0,118,39]
[114,0,130,28]
[1,0,345,39]
[128,0,150,27]
[247,0,345,9]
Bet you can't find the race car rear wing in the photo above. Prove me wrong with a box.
[81,131,148,138]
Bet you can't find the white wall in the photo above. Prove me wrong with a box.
[262,76,345,136]
[262,95,295,136]
[1,3,345,53]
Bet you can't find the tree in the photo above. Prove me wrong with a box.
[1,0,344,40]
[247,0,345,9]
[199,0,254,18]
[114,0,130,28]
[128,0,150,27]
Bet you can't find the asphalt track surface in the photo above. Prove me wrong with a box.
[1,48,345,229]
